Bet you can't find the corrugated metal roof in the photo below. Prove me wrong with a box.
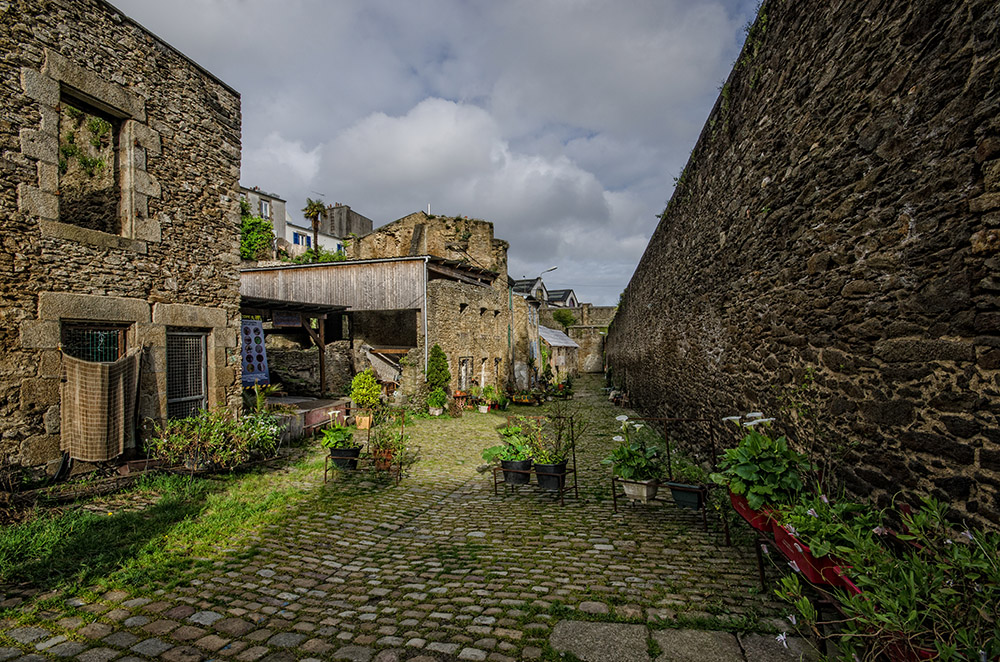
[539,325,579,348]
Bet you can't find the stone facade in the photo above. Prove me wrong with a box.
[606,0,1000,526]
[540,304,615,374]
[348,212,518,399]
[1,0,242,468]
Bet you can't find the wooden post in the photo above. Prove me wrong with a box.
[318,314,327,397]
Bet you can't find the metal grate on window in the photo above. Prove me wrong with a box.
[166,331,207,419]
[62,324,126,362]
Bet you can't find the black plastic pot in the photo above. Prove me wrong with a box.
[329,446,361,470]
[667,482,704,510]
[534,459,568,491]
[500,459,532,485]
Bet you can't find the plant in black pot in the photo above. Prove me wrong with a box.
[602,415,662,503]
[529,416,575,491]
[666,455,708,511]
[482,423,533,485]
[321,422,361,470]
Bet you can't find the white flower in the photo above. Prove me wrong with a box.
[873,526,886,535]
[786,525,798,537]
[787,614,797,626]
[807,508,818,518]
[755,418,776,425]
[722,415,741,423]
[820,494,829,504]
[743,419,765,428]
[775,633,788,648]
[632,423,644,430]
[615,415,629,422]
[945,539,953,545]
[788,561,800,573]
[746,412,764,419]
[794,543,803,553]
[613,436,624,442]
[960,530,974,542]
[980,651,987,662]
[761,544,769,555]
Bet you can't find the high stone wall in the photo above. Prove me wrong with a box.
[606,0,1000,526]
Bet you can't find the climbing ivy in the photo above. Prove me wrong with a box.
[239,199,274,261]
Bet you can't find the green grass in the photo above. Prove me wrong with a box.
[0,454,322,598]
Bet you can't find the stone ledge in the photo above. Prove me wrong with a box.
[152,303,227,328]
[40,219,148,254]
[38,291,151,323]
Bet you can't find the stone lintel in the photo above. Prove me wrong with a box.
[43,49,146,121]
[38,291,151,323]
[152,303,228,329]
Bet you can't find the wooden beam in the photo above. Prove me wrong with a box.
[427,262,490,288]
[318,314,326,397]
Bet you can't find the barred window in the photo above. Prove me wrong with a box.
[61,322,127,362]
[166,330,208,419]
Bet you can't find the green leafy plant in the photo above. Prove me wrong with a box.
[426,344,451,393]
[320,423,356,449]
[370,427,407,455]
[239,204,275,261]
[779,497,1000,661]
[427,387,447,410]
[552,309,577,331]
[602,415,662,481]
[289,247,347,263]
[709,415,813,510]
[482,424,533,463]
[482,385,498,404]
[146,407,280,470]
[350,369,381,410]
[774,494,878,559]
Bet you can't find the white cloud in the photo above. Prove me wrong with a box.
[109,0,759,304]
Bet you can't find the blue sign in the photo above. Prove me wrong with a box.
[241,320,270,387]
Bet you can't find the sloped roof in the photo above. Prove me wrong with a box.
[547,289,576,303]
[539,325,579,348]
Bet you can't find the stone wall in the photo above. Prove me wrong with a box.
[540,304,614,373]
[606,0,1000,526]
[1,0,242,468]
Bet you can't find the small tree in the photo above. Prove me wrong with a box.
[426,344,451,393]
[552,309,577,331]
[350,369,381,410]
[301,197,326,261]
[239,199,274,261]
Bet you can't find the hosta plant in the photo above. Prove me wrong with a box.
[709,414,813,510]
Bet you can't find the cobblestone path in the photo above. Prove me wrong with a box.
[1,376,812,662]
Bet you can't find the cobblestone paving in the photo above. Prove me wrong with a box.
[1,376,812,661]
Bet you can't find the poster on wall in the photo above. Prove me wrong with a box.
[241,320,270,387]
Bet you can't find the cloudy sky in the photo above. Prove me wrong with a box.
[113,0,758,305]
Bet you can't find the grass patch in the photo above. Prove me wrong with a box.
[0,454,322,599]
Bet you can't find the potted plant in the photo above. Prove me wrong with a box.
[321,422,361,470]
[666,456,707,511]
[778,497,1000,661]
[477,385,494,413]
[602,415,662,503]
[427,387,447,416]
[482,423,533,485]
[350,369,381,429]
[709,414,813,531]
[370,426,407,471]
[529,417,574,491]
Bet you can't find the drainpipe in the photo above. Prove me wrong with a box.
[423,256,429,377]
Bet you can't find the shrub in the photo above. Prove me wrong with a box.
[427,387,447,409]
[350,369,381,409]
[552,309,576,330]
[146,408,280,470]
[426,344,450,393]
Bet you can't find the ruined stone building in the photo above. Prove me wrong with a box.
[606,0,1000,526]
[241,212,532,400]
[540,304,616,374]
[2,0,242,471]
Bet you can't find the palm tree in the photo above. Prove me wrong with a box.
[301,197,326,261]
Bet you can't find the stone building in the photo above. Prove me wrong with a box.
[2,0,243,470]
[242,212,526,400]
[538,326,579,382]
[349,212,517,397]
[606,0,1000,526]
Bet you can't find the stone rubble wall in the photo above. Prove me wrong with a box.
[606,0,1000,526]
[1,0,242,468]
[539,304,615,373]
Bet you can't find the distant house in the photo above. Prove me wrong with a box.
[512,277,548,303]
[4,0,242,470]
[546,289,578,308]
[538,325,579,381]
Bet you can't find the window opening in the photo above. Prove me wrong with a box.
[166,330,208,419]
[61,322,127,362]
[260,200,270,218]
[58,96,120,234]
[459,356,472,390]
